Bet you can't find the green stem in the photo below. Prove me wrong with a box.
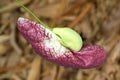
[16,0,50,29]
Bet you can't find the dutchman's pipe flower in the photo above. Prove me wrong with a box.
[17,18,106,68]
[16,0,107,69]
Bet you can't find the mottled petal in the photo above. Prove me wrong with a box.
[17,17,107,69]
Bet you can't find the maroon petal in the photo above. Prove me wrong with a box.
[17,17,107,69]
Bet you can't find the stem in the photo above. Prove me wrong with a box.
[16,0,50,29]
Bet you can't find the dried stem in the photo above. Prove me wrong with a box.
[0,0,30,13]
[68,3,93,27]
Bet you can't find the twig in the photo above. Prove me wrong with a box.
[0,74,12,80]
[27,56,41,80]
[0,0,31,14]
[0,35,10,42]
[50,0,66,27]
[10,17,22,55]
[0,63,26,72]
[60,0,87,17]
[56,67,65,80]
[68,3,93,28]
[110,38,120,63]
[51,0,87,27]
[11,74,22,80]
[0,23,8,34]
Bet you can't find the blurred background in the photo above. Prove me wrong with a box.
[0,0,120,80]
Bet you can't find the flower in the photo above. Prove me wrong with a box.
[17,17,107,68]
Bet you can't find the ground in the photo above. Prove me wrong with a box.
[0,0,120,80]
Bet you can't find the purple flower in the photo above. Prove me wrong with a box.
[17,17,107,69]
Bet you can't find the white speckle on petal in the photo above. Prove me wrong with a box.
[18,17,25,23]
[42,25,70,56]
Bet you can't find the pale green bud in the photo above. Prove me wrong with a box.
[52,28,83,51]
